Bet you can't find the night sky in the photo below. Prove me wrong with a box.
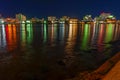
[0,0,120,19]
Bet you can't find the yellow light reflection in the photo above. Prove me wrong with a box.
[81,24,90,50]
[64,23,78,66]
[12,24,17,44]
[21,24,26,46]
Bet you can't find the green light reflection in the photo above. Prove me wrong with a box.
[104,24,114,47]
[43,23,47,43]
[81,24,90,50]
[104,24,113,43]
[21,24,26,45]
[26,24,33,44]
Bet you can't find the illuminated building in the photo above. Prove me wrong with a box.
[26,20,32,24]
[82,15,93,22]
[4,18,16,24]
[59,16,70,23]
[48,16,57,24]
[48,16,56,21]
[99,12,111,21]
[0,14,4,24]
[106,16,116,23]
[69,18,79,24]
[31,17,41,23]
[16,13,26,21]
[40,18,45,23]
[97,12,116,23]
[0,19,4,24]
[0,13,119,24]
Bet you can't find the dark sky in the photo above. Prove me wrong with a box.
[0,0,120,19]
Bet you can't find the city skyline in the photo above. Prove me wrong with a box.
[0,0,120,19]
[0,12,116,19]
[0,13,117,24]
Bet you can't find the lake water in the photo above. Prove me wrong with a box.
[0,23,120,80]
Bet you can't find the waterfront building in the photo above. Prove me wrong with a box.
[4,18,16,24]
[105,15,116,23]
[99,12,111,21]
[0,14,5,24]
[69,18,79,24]
[82,15,93,24]
[31,17,41,23]
[40,18,45,23]
[0,19,4,24]
[83,15,93,22]
[94,12,116,23]
[48,16,57,23]
[99,12,116,23]
[59,16,70,23]
[16,13,26,21]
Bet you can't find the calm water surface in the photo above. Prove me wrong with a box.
[0,23,120,80]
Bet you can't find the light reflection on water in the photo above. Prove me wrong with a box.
[0,23,120,80]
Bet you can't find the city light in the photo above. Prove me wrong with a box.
[26,20,31,23]
[0,13,118,24]
[22,21,25,24]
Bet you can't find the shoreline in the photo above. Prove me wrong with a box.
[66,52,120,80]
